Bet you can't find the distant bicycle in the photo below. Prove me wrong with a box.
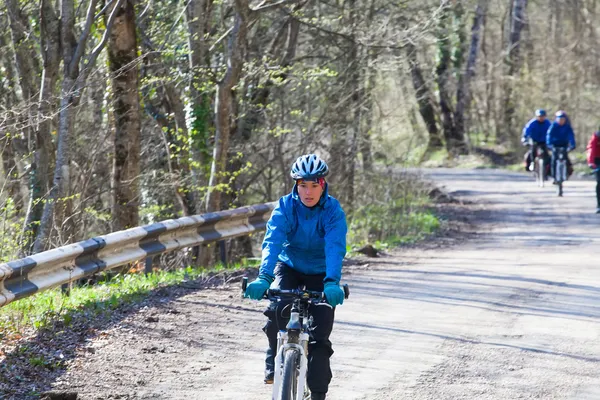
[528,139,547,187]
[553,146,569,197]
[242,277,349,400]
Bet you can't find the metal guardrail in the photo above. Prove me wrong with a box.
[0,203,276,307]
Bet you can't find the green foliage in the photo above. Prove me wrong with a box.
[451,2,467,71]
[0,199,24,262]
[140,202,175,224]
[187,93,213,174]
[348,171,440,248]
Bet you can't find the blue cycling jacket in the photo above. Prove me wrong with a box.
[259,184,347,283]
[546,121,576,148]
[522,118,551,143]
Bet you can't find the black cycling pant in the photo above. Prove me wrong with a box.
[263,262,335,394]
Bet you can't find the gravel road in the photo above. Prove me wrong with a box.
[51,169,600,400]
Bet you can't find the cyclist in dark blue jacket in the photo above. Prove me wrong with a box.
[522,109,551,172]
[547,110,576,182]
[245,154,347,400]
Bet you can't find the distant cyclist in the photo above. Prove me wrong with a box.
[586,129,600,213]
[244,154,347,400]
[546,110,576,183]
[521,109,551,173]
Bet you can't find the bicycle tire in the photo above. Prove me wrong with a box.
[558,181,563,197]
[278,349,300,400]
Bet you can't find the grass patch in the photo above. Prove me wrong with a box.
[0,261,257,337]
[507,163,526,172]
[348,169,442,252]
[365,211,441,251]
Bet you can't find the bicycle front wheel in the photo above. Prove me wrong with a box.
[538,158,545,187]
[279,349,300,400]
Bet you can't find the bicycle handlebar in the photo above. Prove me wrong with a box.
[241,277,350,301]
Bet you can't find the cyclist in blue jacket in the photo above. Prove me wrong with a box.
[245,154,347,400]
[547,110,576,182]
[521,109,551,172]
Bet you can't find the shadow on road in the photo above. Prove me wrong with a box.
[335,320,600,364]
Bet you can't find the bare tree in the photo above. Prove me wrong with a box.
[33,0,126,252]
[406,42,442,154]
[454,0,488,143]
[206,0,250,213]
[500,0,528,144]
[185,0,215,213]
[108,0,141,231]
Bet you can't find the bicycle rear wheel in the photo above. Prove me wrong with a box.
[278,349,300,400]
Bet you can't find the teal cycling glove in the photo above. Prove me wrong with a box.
[323,281,344,307]
[245,274,274,300]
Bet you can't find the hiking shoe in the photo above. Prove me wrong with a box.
[311,393,326,400]
[264,371,274,384]
[596,208,600,214]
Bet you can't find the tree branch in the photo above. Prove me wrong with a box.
[251,0,292,12]
[94,0,117,20]
[80,0,126,82]
[69,0,99,77]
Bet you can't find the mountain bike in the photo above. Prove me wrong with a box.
[553,146,569,197]
[242,277,350,400]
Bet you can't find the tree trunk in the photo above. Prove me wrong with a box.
[435,2,461,155]
[206,0,249,213]
[454,0,488,148]
[185,0,214,212]
[500,0,528,144]
[22,0,60,254]
[34,0,124,252]
[33,79,75,253]
[5,0,40,104]
[108,0,141,231]
[0,22,24,213]
[405,42,443,153]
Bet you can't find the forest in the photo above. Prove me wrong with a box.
[0,0,598,264]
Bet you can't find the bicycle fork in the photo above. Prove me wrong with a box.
[272,331,310,400]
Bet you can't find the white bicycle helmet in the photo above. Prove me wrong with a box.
[290,154,329,180]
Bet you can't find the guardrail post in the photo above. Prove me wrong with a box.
[61,282,70,296]
[145,256,153,275]
[218,240,227,268]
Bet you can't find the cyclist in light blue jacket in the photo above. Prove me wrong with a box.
[245,154,347,400]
